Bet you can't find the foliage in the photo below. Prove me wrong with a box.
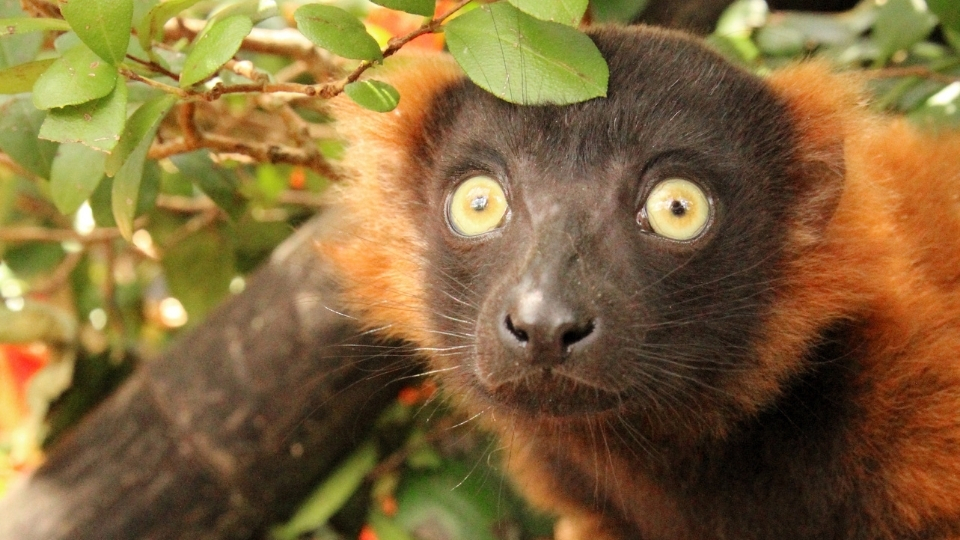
[0,0,958,539]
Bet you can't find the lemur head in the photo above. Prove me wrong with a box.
[329,26,846,440]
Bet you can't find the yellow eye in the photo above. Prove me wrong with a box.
[448,176,509,237]
[642,178,711,241]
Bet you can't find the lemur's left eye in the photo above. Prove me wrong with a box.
[638,178,712,241]
[448,176,509,237]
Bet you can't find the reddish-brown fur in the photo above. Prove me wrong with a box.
[324,35,960,539]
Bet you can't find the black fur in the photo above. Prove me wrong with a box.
[403,27,869,539]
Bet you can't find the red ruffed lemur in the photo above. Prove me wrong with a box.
[323,25,960,540]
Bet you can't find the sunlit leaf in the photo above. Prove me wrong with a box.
[39,82,128,152]
[370,0,434,17]
[180,14,253,87]
[0,17,72,35]
[32,44,118,110]
[714,0,768,38]
[507,0,587,26]
[105,93,176,176]
[112,123,155,239]
[60,0,134,65]
[444,2,608,105]
[0,1,42,69]
[344,79,400,112]
[49,143,107,214]
[873,0,937,65]
[294,4,383,61]
[0,59,56,94]
[0,96,58,178]
[136,0,204,50]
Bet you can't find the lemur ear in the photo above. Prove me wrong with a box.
[767,63,858,249]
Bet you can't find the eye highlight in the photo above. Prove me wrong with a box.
[639,178,712,241]
[448,176,509,237]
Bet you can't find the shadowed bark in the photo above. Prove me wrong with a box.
[0,216,418,540]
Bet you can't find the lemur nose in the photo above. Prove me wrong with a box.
[499,289,596,367]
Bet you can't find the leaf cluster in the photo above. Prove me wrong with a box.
[710,0,960,127]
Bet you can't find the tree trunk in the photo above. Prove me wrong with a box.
[0,215,417,540]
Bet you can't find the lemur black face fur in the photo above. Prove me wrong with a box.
[411,28,801,432]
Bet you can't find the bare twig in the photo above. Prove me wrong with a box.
[20,0,60,19]
[225,59,271,84]
[0,227,121,244]
[158,208,222,252]
[149,133,339,180]
[178,102,201,148]
[155,194,217,214]
[868,66,960,85]
[125,54,180,81]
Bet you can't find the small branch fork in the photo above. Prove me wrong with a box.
[137,0,471,102]
[120,0,470,178]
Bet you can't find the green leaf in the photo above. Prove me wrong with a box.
[0,3,44,69]
[294,4,383,61]
[32,44,118,110]
[272,441,378,540]
[507,0,587,26]
[444,2,608,105]
[3,243,65,278]
[180,14,253,87]
[111,120,155,239]
[88,175,116,226]
[394,461,502,540]
[60,0,134,65]
[591,0,647,23]
[170,152,246,220]
[136,0,203,50]
[873,0,937,65]
[106,93,176,176]
[0,58,57,94]
[49,143,107,214]
[369,0,434,17]
[344,79,400,112]
[0,17,72,34]
[928,0,960,34]
[39,82,128,152]
[0,96,59,178]
[160,226,235,322]
[908,81,960,129]
[714,0,768,38]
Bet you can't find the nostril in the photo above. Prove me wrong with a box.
[561,320,595,351]
[504,314,529,344]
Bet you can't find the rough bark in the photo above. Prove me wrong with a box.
[0,215,417,540]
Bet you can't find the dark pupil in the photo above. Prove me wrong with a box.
[670,199,687,217]
[471,196,488,212]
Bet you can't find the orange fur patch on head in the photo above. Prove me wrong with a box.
[320,54,463,346]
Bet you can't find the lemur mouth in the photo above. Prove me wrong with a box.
[486,369,626,418]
